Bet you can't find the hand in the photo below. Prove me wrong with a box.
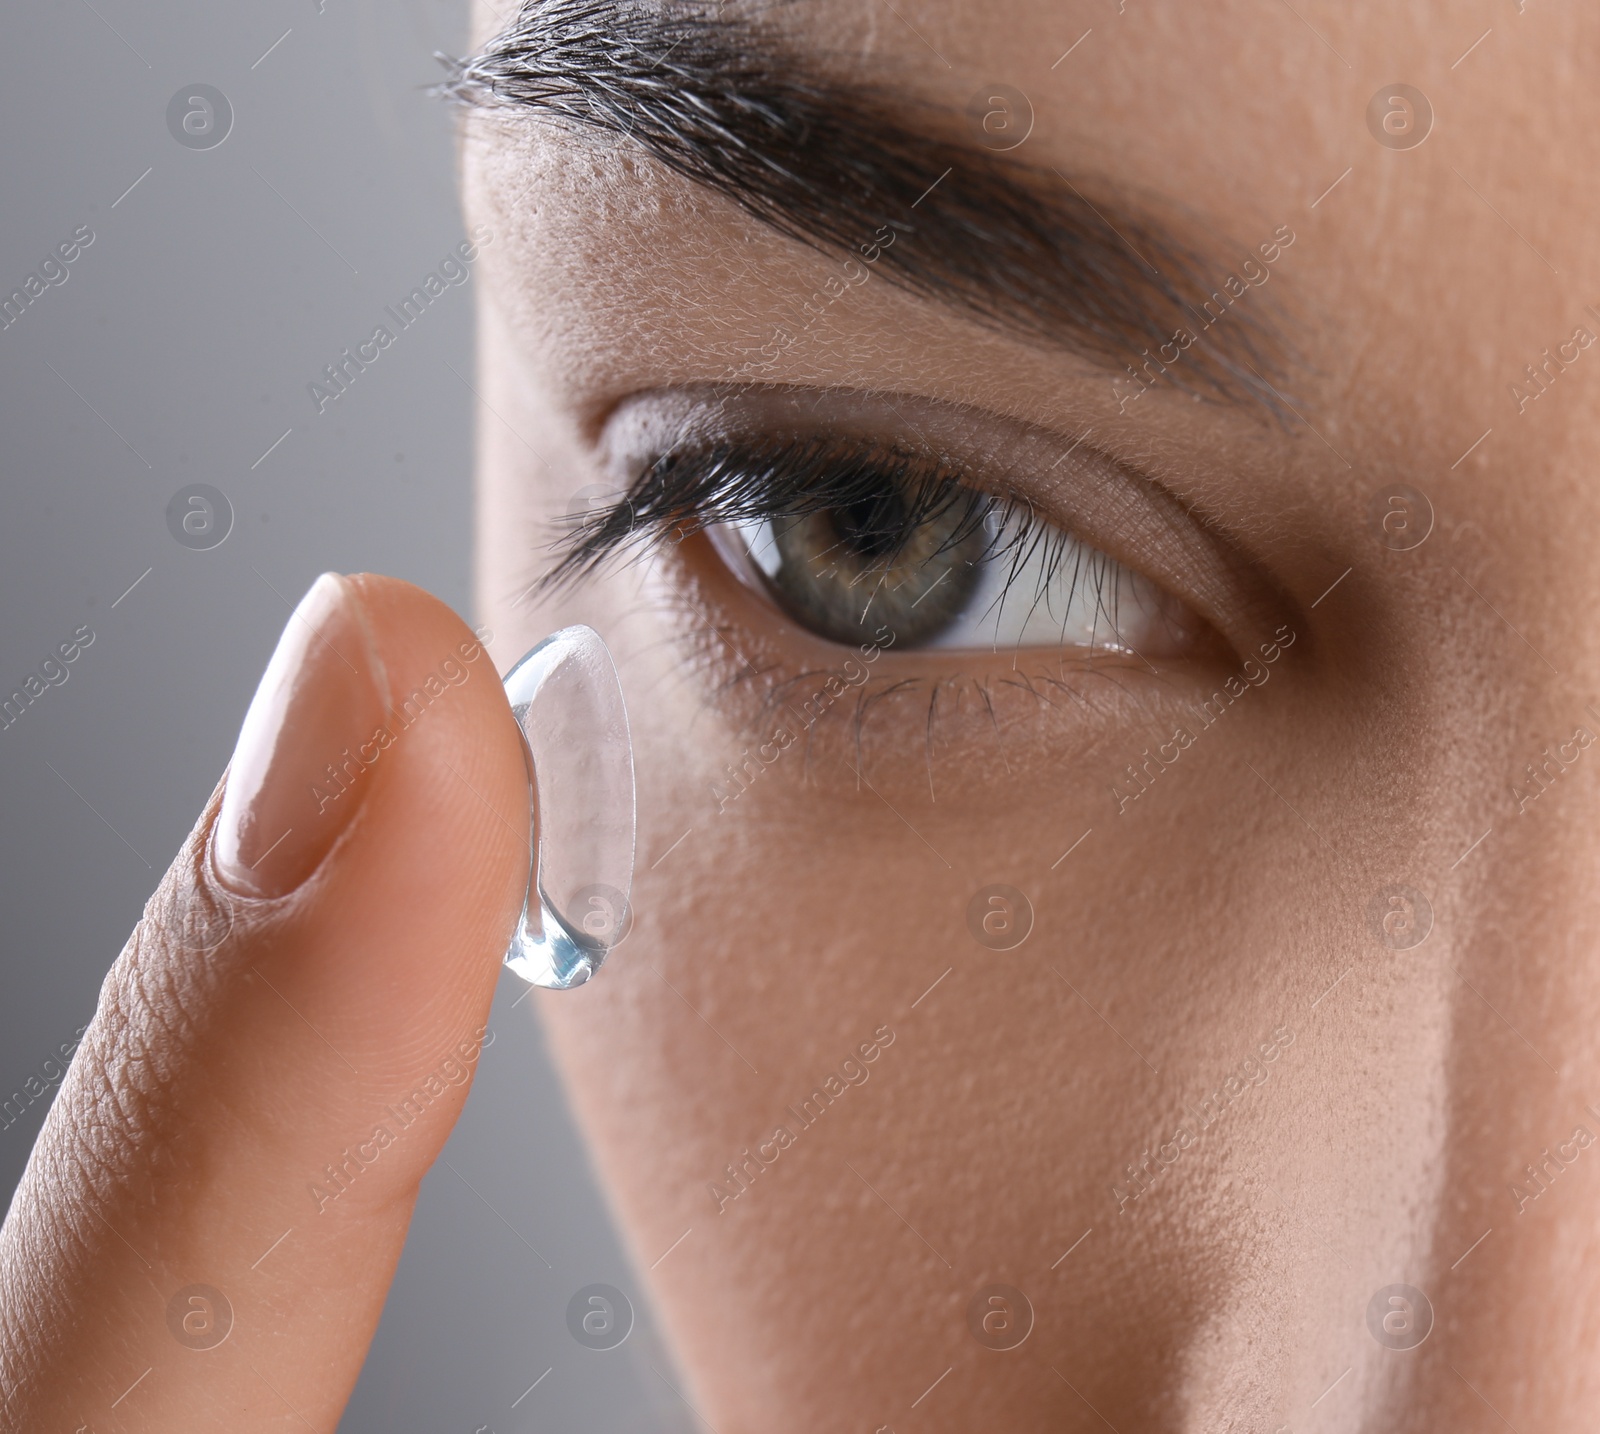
[0,573,530,1432]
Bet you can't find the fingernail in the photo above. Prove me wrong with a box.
[213,573,388,898]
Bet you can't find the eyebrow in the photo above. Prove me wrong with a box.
[445,0,1294,410]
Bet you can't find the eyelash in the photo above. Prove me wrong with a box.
[546,434,1137,644]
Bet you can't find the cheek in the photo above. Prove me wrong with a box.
[513,570,1415,1434]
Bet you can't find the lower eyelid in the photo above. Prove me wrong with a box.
[653,531,1227,786]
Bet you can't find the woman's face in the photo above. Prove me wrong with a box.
[464,2,1600,1428]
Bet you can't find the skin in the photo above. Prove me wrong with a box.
[3,3,1598,1432]
[468,1,1600,1430]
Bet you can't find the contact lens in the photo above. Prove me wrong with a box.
[501,625,636,990]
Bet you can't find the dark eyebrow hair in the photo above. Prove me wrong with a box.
[442,0,1294,411]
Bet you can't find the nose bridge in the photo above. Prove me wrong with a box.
[1403,740,1600,1428]
[1296,491,1600,1430]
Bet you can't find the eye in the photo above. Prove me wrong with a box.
[553,412,1244,667]
[715,498,1202,656]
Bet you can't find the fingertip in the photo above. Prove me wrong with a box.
[213,573,387,899]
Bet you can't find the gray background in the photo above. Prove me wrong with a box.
[0,0,683,1428]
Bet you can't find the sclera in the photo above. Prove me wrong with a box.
[501,625,636,990]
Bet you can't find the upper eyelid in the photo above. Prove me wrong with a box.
[556,437,993,565]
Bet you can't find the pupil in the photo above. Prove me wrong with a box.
[832,488,910,564]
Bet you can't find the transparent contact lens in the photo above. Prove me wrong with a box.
[502,625,636,990]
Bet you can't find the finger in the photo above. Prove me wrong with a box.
[0,572,531,1433]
